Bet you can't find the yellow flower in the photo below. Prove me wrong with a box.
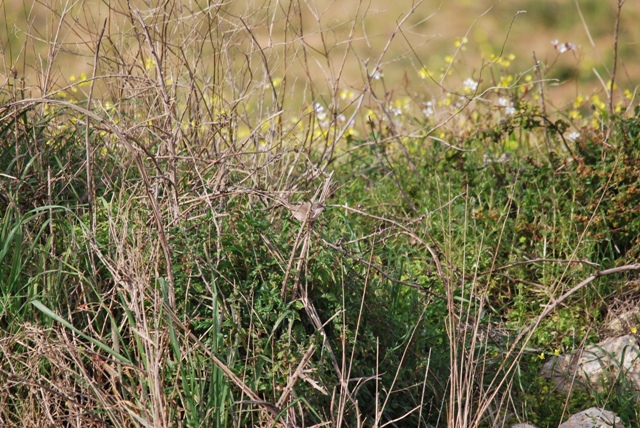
[393,97,411,108]
[340,89,355,100]
[499,75,513,88]
[573,95,584,109]
[569,110,582,119]
[454,37,468,47]
[538,352,545,360]
[624,89,632,100]
[346,128,359,138]
[591,95,606,110]
[632,326,637,334]
[79,73,89,87]
[487,53,515,67]
[615,102,623,114]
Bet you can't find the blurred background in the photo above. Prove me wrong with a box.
[1,0,638,108]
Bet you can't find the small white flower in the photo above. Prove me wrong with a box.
[566,131,580,141]
[314,102,327,121]
[552,39,576,54]
[463,78,478,91]
[422,101,434,117]
[372,69,383,80]
[497,97,515,115]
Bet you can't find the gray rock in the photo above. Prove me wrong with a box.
[558,407,624,428]
[605,309,640,336]
[540,335,640,392]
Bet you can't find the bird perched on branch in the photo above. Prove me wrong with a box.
[284,200,325,223]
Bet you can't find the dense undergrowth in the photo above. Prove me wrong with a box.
[1,0,640,427]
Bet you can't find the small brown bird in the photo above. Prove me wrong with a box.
[286,201,325,222]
